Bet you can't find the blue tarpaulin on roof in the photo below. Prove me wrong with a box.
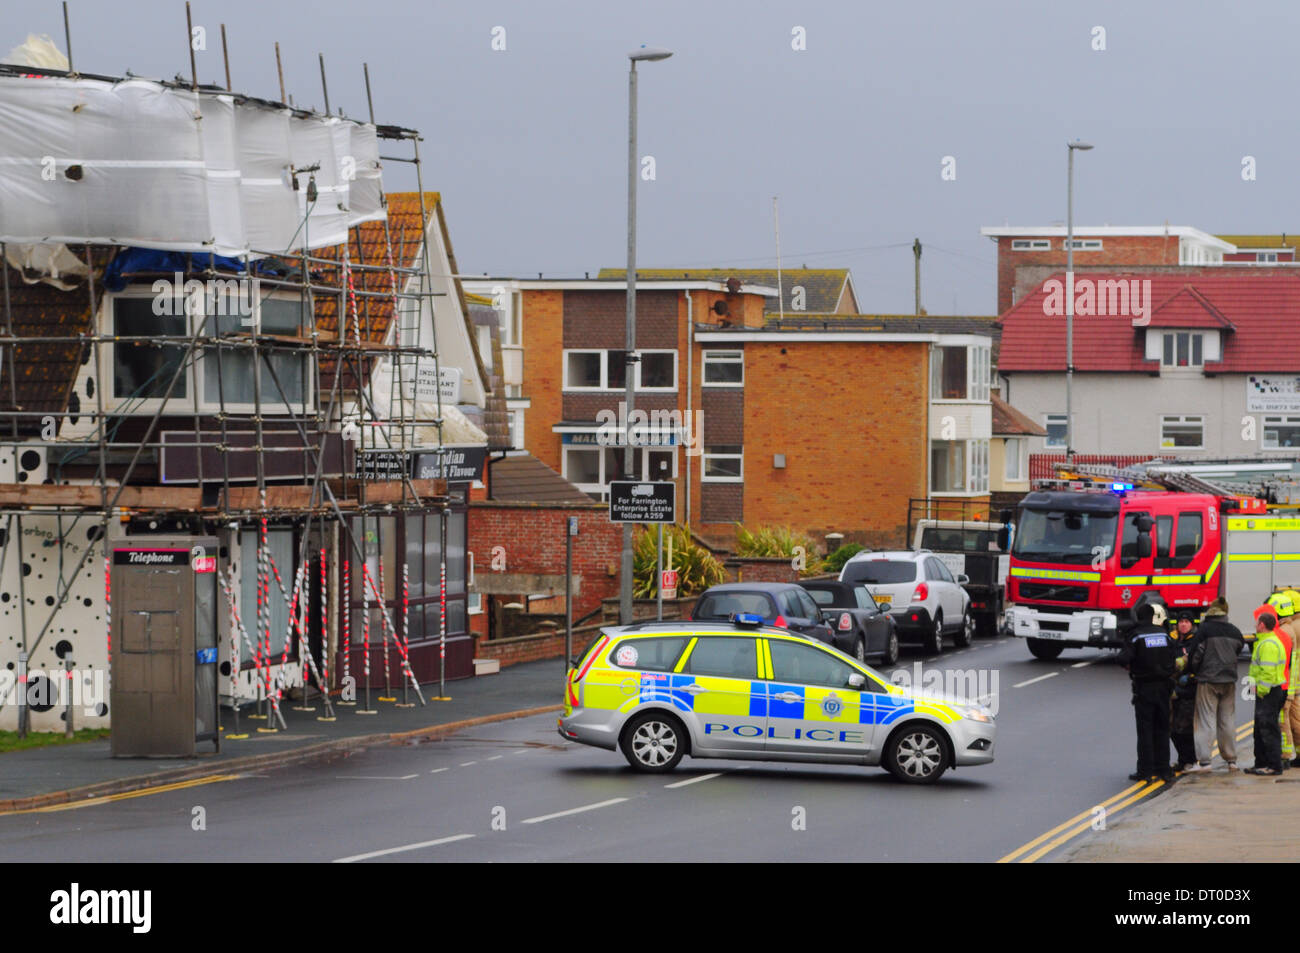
[103,248,247,291]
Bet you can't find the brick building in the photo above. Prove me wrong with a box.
[465,276,1007,551]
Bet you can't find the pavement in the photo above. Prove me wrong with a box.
[1059,761,1300,863]
[0,657,566,813]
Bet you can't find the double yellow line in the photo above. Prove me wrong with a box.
[1000,718,1255,863]
[0,774,239,816]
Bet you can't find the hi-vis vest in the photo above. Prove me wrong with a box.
[1250,632,1288,694]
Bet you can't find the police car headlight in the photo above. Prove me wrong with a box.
[959,706,992,723]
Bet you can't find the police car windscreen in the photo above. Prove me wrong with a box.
[1012,510,1118,564]
[842,561,916,585]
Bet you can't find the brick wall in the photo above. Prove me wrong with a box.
[725,557,799,583]
[701,482,742,523]
[996,235,1179,313]
[562,290,678,349]
[1009,262,1290,315]
[523,290,563,471]
[709,339,927,548]
[472,630,568,667]
[467,501,621,632]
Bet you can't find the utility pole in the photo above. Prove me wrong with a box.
[913,238,922,315]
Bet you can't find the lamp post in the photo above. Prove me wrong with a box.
[1065,139,1093,463]
[621,46,672,625]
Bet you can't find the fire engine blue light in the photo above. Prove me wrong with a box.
[1111,482,1133,492]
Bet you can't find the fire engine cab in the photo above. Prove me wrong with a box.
[1004,463,1300,660]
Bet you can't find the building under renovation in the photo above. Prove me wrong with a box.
[0,39,507,746]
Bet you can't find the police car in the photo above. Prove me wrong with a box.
[558,615,996,784]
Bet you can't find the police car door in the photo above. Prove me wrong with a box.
[676,636,769,755]
[762,637,872,761]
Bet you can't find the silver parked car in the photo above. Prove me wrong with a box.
[839,550,974,653]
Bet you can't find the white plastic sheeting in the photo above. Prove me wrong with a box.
[0,72,386,256]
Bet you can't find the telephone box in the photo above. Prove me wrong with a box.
[109,537,220,757]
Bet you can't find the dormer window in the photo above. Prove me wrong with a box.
[1161,331,1203,368]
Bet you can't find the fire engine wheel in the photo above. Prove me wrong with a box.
[954,610,974,648]
[1027,638,1065,661]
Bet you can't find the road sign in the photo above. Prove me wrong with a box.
[609,481,675,523]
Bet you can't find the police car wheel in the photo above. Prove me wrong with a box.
[885,724,950,784]
[621,713,686,773]
[954,611,974,648]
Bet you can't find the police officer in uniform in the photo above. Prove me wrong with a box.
[1120,603,1183,782]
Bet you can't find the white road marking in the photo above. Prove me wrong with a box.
[1013,672,1060,688]
[335,775,417,780]
[664,772,724,789]
[334,833,475,863]
[1071,661,1093,669]
[521,798,629,825]
[429,768,449,774]
[486,755,503,761]
[512,749,529,755]
[460,761,477,767]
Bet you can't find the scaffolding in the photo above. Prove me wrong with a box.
[0,41,474,737]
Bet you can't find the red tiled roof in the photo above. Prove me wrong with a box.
[991,394,1047,436]
[313,192,437,390]
[999,273,1300,373]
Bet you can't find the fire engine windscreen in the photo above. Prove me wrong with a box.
[1012,510,1118,565]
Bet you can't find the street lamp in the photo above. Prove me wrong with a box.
[621,45,672,625]
[1065,139,1093,463]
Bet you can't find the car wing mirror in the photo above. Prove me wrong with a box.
[956,574,970,585]
[848,673,866,689]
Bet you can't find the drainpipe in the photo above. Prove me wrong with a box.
[685,290,694,526]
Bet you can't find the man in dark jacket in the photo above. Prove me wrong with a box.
[1119,603,1183,782]
[1187,597,1243,771]
[1169,610,1199,771]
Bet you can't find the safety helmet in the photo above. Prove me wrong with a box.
[1150,603,1168,626]
[1266,591,1296,619]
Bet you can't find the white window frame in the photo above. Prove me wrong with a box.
[468,591,483,615]
[1065,239,1102,251]
[636,349,678,392]
[562,443,680,494]
[1160,331,1204,369]
[561,348,677,391]
[702,446,744,483]
[1258,251,1279,264]
[1010,239,1050,251]
[562,349,610,391]
[1004,437,1028,481]
[1261,416,1300,450]
[702,349,745,387]
[965,345,991,402]
[105,284,313,416]
[968,438,989,493]
[1160,414,1205,451]
[1044,413,1067,449]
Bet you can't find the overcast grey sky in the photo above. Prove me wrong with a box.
[10,1,1300,314]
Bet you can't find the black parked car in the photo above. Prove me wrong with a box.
[800,580,900,665]
[691,582,835,646]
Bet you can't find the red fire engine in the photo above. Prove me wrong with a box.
[1004,462,1300,660]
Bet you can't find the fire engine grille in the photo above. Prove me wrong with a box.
[1018,582,1090,603]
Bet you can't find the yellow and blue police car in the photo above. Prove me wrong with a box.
[559,614,995,784]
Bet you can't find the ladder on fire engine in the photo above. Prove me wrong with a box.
[1047,459,1300,508]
